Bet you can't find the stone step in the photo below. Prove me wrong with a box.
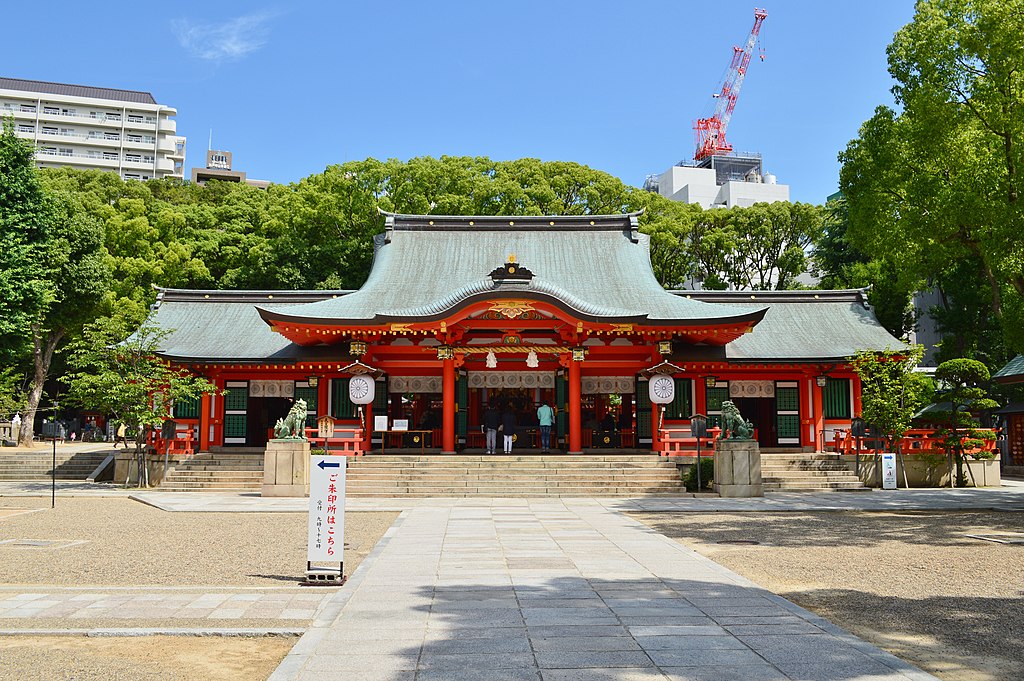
[763,483,870,492]
[157,481,262,491]
[344,485,687,495]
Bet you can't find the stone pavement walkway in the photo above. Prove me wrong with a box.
[0,587,330,625]
[270,500,937,681]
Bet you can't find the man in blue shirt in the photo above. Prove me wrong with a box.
[537,401,554,453]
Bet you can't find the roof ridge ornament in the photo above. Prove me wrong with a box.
[489,257,534,284]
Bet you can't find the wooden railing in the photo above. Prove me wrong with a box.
[305,427,365,456]
[658,427,722,457]
[832,428,998,457]
[149,427,197,458]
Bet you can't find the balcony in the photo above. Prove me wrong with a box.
[0,105,38,120]
[123,137,155,150]
[158,118,177,134]
[36,109,122,127]
[123,115,157,131]
[35,148,119,168]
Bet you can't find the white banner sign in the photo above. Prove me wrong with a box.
[308,455,345,563]
[881,453,897,490]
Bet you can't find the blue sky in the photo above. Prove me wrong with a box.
[7,1,915,204]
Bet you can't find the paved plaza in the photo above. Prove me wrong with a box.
[5,482,1024,679]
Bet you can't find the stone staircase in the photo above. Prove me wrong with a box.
[158,452,264,492]
[345,454,686,497]
[760,453,869,492]
[0,449,111,480]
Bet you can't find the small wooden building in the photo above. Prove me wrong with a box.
[994,355,1024,465]
[149,212,902,454]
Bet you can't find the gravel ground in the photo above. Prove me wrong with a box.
[0,497,397,588]
[631,510,1024,681]
[0,497,398,680]
[0,635,295,681]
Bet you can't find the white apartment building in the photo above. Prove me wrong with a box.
[0,77,185,181]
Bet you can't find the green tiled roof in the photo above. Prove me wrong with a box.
[678,290,904,361]
[994,355,1024,382]
[149,289,353,361]
[257,213,765,327]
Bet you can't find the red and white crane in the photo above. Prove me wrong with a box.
[693,8,768,162]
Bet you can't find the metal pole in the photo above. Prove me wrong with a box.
[695,437,702,492]
[51,436,56,509]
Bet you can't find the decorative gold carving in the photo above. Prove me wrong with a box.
[508,253,516,263]
[611,324,634,334]
[488,301,535,319]
[389,323,413,333]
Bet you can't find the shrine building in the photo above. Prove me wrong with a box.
[148,212,902,455]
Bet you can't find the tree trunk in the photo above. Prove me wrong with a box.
[16,326,64,448]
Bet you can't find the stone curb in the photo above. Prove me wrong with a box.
[0,628,304,637]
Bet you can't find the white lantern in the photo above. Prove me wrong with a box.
[648,375,675,404]
[348,375,375,404]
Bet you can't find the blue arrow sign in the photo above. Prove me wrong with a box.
[317,460,342,470]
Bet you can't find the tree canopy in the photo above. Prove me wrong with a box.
[839,0,1024,360]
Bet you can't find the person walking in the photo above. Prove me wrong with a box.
[114,422,128,449]
[501,406,518,455]
[537,401,554,453]
[483,403,500,455]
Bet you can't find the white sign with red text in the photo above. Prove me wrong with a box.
[308,455,345,563]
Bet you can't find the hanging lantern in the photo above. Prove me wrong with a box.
[348,375,375,404]
[526,350,539,368]
[486,351,497,368]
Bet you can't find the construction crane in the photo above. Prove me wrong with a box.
[693,8,768,162]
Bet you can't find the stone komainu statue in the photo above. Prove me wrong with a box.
[273,399,308,440]
[720,400,755,440]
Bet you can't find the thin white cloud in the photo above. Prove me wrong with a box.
[172,12,277,62]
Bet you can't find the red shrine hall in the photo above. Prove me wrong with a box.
[149,212,901,455]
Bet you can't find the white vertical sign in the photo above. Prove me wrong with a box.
[881,453,897,490]
[308,455,345,563]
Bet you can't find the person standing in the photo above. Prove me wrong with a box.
[483,403,500,455]
[114,422,128,449]
[501,406,518,454]
[537,401,554,453]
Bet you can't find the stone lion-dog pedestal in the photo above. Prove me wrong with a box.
[262,439,310,497]
[714,440,763,498]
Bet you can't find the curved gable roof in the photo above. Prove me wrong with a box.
[259,213,765,327]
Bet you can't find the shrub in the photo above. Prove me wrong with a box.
[683,458,714,492]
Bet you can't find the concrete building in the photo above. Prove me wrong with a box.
[191,149,269,189]
[0,77,185,181]
[647,153,790,209]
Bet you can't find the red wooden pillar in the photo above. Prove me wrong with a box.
[568,359,582,454]
[211,375,224,447]
[852,374,863,417]
[317,379,330,419]
[650,402,661,455]
[199,392,211,451]
[442,358,456,454]
[812,380,825,452]
[694,378,707,415]
[362,398,373,454]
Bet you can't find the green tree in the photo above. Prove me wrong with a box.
[17,191,110,446]
[811,197,917,338]
[851,346,928,453]
[729,202,823,290]
[63,314,218,486]
[930,358,999,487]
[840,0,1024,353]
[0,120,51,366]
